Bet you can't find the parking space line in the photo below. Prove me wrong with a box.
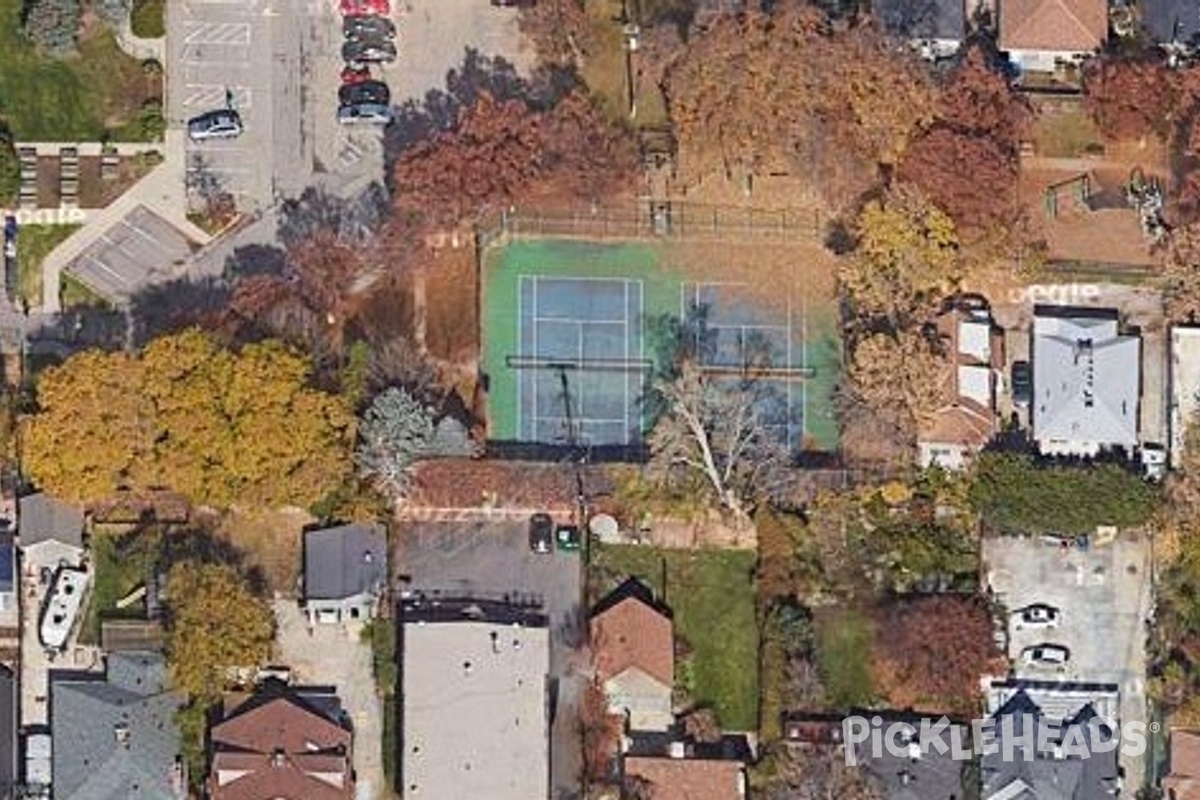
[181,85,252,110]
[184,21,252,45]
[181,43,251,65]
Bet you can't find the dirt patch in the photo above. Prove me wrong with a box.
[421,238,478,365]
[213,507,314,597]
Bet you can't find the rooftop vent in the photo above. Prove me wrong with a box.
[113,722,130,745]
[270,748,286,768]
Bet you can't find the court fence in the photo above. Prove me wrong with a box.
[477,200,824,248]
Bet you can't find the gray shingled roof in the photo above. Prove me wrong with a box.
[303,523,387,601]
[875,0,966,41]
[18,493,84,548]
[51,651,184,800]
[0,666,16,800]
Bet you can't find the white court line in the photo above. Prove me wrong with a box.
[516,274,523,438]
[533,316,629,326]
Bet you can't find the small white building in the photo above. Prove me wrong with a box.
[1031,307,1140,458]
[302,523,387,625]
[1170,326,1200,468]
[18,494,85,574]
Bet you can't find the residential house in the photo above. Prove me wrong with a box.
[1164,729,1200,799]
[1171,325,1200,468]
[50,651,186,800]
[983,680,1121,799]
[624,753,746,800]
[208,679,354,800]
[302,522,387,625]
[17,493,85,573]
[0,666,16,800]
[875,0,966,59]
[591,578,675,732]
[918,302,1003,470]
[1031,306,1140,458]
[400,598,549,800]
[1144,0,1200,49]
[998,0,1106,73]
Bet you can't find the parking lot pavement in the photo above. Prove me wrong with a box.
[984,534,1152,788]
[273,600,385,800]
[398,520,585,800]
[168,0,314,214]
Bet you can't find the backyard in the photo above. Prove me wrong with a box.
[16,224,79,308]
[0,0,161,141]
[590,543,760,731]
[82,526,163,644]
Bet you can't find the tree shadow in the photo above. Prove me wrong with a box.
[276,185,390,251]
[223,243,288,281]
[127,276,232,348]
[159,518,269,598]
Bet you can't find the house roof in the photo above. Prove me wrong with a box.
[18,493,84,549]
[919,306,998,450]
[876,0,966,41]
[591,579,675,689]
[1031,308,1139,453]
[624,756,744,800]
[1165,730,1200,800]
[210,686,353,800]
[0,535,13,595]
[998,0,1107,52]
[51,651,184,800]
[1144,0,1200,45]
[0,666,16,800]
[303,523,387,601]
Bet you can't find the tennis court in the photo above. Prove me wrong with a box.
[482,240,840,451]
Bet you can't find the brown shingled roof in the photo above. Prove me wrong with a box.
[998,0,1106,52]
[591,592,674,688]
[1165,730,1200,800]
[624,757,745,800]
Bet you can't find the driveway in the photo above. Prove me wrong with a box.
[398,520,585,800]
[273,600,385,800]
[984,534,1152,789]
[167,0,314,214]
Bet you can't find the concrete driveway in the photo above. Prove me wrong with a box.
[984,534,1152,789]
[273,599,385,800]
[398,520,585,800]
[168,0,313,214]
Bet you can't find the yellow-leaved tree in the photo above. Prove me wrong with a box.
[23,329,355,508]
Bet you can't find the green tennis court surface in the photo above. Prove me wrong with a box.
[482,240,840,450]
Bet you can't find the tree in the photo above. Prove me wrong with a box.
[0,124,18,207]
[839,186,961,332]
[356,386,435,500]
[1163,223,1200,323]
[164,561,274,699]
[750,743,885,800]
[24,329,355,508]
[1084,56,1178,141]
[21,0,80,56]
[647,362,787,518]
[844,328,946,435]
[870,594,997,714]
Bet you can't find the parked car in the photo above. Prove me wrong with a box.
[528,513,553,554]
[339,80,390,107]
[337,103,393,125]
[555,525,581,552]
[1014,603,1060,628]
[341,64,373,84]
[342,37,397,63]
[344,14,396,39]
[1022,644,1070,667]
[340,0,389,14]
[1011,360,1032,407]
[187,109,243,141]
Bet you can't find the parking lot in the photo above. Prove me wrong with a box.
[168,0,312,213]
[984,534,1152,786]
[397,519,584,800]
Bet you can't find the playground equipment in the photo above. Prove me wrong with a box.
[1126,167,1167,242]
[1043,174,1091,219]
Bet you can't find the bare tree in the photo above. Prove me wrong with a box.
[647,362,787,519]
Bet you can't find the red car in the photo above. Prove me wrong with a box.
[341,64,372,85]
[340,0,389,15]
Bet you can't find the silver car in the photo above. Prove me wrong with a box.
[337,103,393,125]
[1022,644,1070,667]
[187,109,243,142]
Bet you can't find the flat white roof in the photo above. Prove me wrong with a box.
[959,319,992,362]
[402,620,549,800]
[1171,326,1200,467]
[959,364,992,406]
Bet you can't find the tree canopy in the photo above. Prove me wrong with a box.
[165,561,274,699]
[24,329,355,508]
[356,386,435,500]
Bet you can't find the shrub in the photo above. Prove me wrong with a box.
[130,0,164,38]
[21,0,81,57]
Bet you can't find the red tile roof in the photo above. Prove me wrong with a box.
[1166,730,1200,800]
[591,594,674,688]
[624,757,745,800]
[999,0,1106,52]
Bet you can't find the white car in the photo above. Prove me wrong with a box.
[1014,603,1060,628]
[1022,644,1070,667]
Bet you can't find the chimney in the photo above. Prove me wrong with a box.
[113,722,130,745]
[270,748,286,768]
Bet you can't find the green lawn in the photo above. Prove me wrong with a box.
[131,0,166,38]
[82,530,160,644]
[16,224,80,308]
[61,272,110,309]
[591,544,760,730]
[813,606,876,710]
[0,0,161,141]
